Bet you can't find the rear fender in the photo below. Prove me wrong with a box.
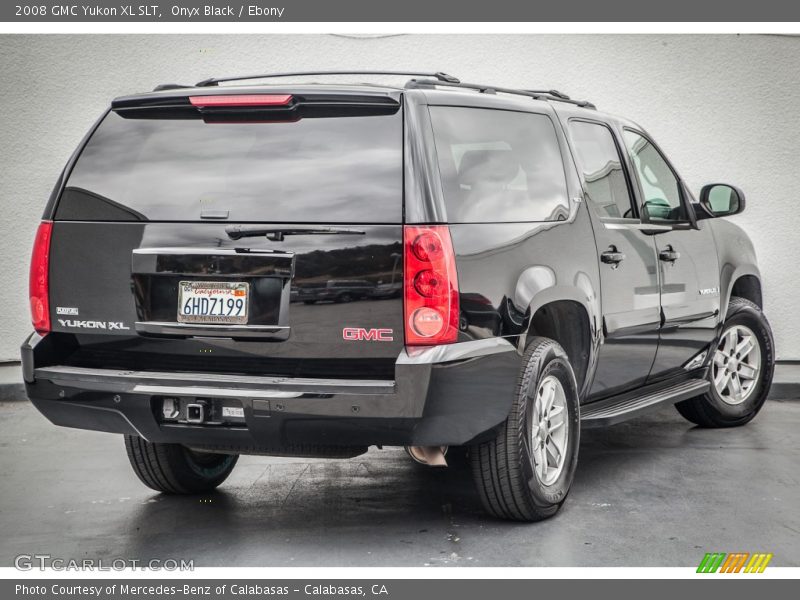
[517,279,601,399]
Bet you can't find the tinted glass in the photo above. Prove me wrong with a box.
[60,111,402,222]
[429,107,569,223]
[623,130,685,222]
[569,121,635,219]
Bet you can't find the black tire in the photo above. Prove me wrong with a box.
[337,293,353,303]
[675,297,774,428]
[470,337,581,521]
[124,435,238,494]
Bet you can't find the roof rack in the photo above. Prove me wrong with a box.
[152,83,191,92]
[405,78,596,109]
[194,70,461,88]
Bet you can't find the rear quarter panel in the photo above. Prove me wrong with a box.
[406,91,603,397]
[450,203,602,397]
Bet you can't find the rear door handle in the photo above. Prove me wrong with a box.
[600,247,626,268]
[659,245,680,263]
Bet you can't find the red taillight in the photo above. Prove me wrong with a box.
[404,225,459,346]
[189,94,293,108]
[29,221,53,335]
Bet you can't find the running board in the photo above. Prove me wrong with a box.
[581,379,710,428]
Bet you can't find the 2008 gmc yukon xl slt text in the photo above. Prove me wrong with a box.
[23,71,775,521]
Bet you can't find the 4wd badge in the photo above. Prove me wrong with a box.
[342,327,394,342]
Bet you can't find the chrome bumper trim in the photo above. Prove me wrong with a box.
[34,365,395,396]
[135,321,291,340]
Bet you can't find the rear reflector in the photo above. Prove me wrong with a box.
[189,95,293,108]
[404,225,459,346]
[29,221,53,335]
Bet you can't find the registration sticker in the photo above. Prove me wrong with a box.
[221,406,245,419]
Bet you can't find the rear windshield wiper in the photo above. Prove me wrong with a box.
[226,225,366,242]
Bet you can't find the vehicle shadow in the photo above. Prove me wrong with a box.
[3,399,730,567]
[119,412,737,565]
[120,452,485,564]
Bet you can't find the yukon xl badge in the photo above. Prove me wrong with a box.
[342,327,393,342]
[58,319,130,331]
[699,287,720,296]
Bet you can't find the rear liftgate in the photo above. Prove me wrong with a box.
[132,246,295,429]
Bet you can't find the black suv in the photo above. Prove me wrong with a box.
[23,71,775,521]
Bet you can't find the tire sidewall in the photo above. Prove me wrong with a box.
[707,301,774,420]
[518,343,581,509]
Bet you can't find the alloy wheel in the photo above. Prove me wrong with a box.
[712,324,762,405]
[530,375,569,486]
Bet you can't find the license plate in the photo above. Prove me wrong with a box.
[177,281,249,325]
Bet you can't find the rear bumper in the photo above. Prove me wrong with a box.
[22,333,521,449]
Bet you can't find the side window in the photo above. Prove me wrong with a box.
[428,106,570,223]
[568,121,635,219]
[623,130,686,222]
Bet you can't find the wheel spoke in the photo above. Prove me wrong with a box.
[545,439,560,466]
[536,386,547,420]
[539,446,549,480]
[542,380,556,414]
[738,363,757,380]
[532,443,544,476]
[726,328,738,353]
[714,368,731,389]
[729,374,743,400]
[736,337,755,359]
[548,420,565,434]
[713,351,727,367]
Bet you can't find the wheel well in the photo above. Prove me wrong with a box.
[730,275,762,309]
[528,300,591,391]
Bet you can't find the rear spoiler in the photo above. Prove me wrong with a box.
[111,90,401,120]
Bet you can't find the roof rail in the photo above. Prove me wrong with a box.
[194,70,461,87]
[152,83,191,92]
[405,78,596,109]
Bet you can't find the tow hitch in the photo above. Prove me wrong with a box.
[157,397,245,427]
[185,402,206,424]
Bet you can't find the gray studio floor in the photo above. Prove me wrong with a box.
[0,389,798,567]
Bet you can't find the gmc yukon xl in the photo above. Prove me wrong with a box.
[23,71,774,521]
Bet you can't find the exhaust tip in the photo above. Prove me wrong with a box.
[405,446,448,467]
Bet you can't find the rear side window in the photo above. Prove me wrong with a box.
[429,107,569,223]
[58,110,402,223]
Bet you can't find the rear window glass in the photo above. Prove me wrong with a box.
[429,106,569,223]
[59,110,402,223]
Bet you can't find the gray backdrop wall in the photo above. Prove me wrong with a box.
[1,34,798,361]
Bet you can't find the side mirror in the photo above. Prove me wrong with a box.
[698,183,745,218]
